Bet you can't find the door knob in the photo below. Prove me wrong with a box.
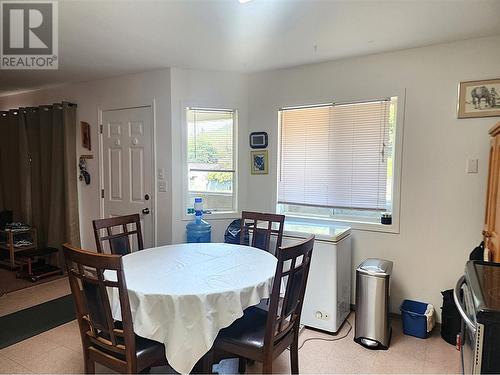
[142,208,150,215]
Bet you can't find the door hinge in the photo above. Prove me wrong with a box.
[101,189,104,198]
[100,124,103,134]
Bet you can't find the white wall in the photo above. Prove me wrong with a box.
[169,68,248,243]
[0,66,248,248]
[245,35,500,319]
[1,34,499,321]
[0,69,172,249]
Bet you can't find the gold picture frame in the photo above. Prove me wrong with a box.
[250,150,269,175]
[458,78,500,119]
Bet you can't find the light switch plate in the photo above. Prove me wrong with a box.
[158,180,167,192]
[158,168,165,180]
[466,159,478,174]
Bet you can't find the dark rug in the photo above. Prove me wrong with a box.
[0,294,75,349]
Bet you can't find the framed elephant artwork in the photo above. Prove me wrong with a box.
[458,78,500,118]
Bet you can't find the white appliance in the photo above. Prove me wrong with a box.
[281,221,352,333]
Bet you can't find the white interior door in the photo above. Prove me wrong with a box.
[101,106,154,250]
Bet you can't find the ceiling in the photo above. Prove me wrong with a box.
[1,0,500,94]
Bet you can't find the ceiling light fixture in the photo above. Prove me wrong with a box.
[238,0,253,4]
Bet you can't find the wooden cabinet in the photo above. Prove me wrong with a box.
[484,122,500,262]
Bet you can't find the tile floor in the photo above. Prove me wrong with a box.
[0,267,66,296]
[0,277,70,317]
[0,312,461,374]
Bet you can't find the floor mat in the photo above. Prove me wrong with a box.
[0,294,75,349]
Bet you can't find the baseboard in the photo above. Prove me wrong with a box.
[350,304,441,327]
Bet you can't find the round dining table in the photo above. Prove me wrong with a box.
[107,242,277,374]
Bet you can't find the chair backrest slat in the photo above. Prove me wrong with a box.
[264,235,315,349]
[240,211,285,255]
[93,214,144,255]
[63,243,136,367]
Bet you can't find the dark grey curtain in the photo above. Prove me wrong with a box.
[0,109,30,222]
[0,102,80,252]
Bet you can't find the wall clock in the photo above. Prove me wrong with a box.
[249,132,268,149]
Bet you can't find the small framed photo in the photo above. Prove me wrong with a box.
[458,79,500,118]
[81,121,91,150]
[250,150,269,175]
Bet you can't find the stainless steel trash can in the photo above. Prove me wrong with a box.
[354,258,393,350]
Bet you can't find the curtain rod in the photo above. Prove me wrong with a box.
[35,101,77,108]
[0,102,77,115]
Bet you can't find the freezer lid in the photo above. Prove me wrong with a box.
[466,260,500,313]
[283,221,351,242]
[357,258,393,276]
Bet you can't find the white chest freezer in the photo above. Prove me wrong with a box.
[281,221,352,333]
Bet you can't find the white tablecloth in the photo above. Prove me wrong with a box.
[107,243,277,374]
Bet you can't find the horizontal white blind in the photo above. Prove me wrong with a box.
[279,99,391,210]
[186,108,236,212]
[187,109,234,171]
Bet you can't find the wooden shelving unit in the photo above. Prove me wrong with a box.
[0,228,38,270]
[484,122,500,262]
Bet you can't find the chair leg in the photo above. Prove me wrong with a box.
[262,357,272,374]
[193,351,213,374]
[238,356,247,374]
[290,334,299,374]
[202,354,213,374]
[125,358,138,374]
[84,358,95,374]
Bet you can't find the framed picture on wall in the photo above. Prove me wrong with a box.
[458,78,500,118]
[81,121,91,150]
[250,150,269,174]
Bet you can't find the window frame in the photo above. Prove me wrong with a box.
[182,106,239,220]
[276,92,405,234]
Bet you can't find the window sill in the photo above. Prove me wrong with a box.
[284,214,400,234]
[182,211,240,222]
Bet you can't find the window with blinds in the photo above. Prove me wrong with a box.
[186,108,236,213]
[278,98,396,215]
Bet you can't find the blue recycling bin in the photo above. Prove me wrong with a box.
[400,299,429,339]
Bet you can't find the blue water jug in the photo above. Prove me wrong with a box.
[186,198,211,243]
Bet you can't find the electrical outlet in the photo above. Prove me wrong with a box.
[314,310,330,320]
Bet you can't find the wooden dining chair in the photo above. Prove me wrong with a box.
[93,214,143,255]
[213,235,315,374]
[240,211,285,255]
[63,243,167,374]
